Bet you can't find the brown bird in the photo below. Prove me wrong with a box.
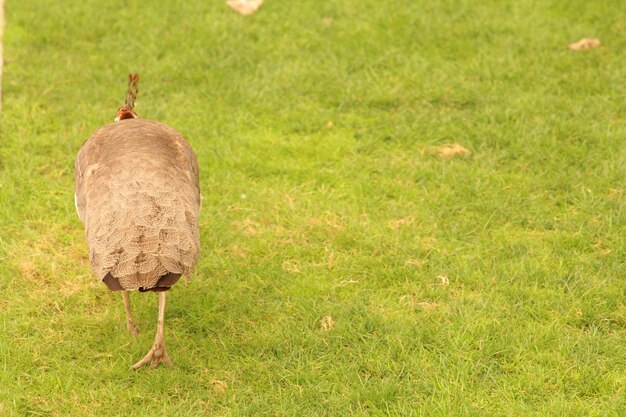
[75,74,200,369]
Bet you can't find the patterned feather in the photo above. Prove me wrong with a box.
[75,119,200,291]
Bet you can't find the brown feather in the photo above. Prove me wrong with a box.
[75,119,200,291]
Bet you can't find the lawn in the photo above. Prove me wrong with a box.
[0,0,624,415]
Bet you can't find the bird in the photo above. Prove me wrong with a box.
[75,74,201,369]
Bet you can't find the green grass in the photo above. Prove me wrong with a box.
[0,0,624,415]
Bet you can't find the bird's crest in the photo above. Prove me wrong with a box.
[115,74,140,122]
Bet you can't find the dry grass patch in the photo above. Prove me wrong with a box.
[431,143,471,159]
[568,38,601,50]
[320,315,334,331]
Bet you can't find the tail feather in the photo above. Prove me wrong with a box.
[87,188,199,291]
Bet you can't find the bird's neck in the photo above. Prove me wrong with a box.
[115,109,138,123]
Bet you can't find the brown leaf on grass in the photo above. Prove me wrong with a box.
[568,38,601,51]
[320,315,334,331]
[211,380,228,395]
[432,143,471,159]
[227,0,263,16]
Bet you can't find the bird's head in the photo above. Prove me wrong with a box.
[115,107,138,122]
[115,74,139,123]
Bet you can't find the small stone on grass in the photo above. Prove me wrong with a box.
[227,0,263,16]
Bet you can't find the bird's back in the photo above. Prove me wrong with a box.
[75,119,200,291]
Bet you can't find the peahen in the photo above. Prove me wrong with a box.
[75,74,200,369]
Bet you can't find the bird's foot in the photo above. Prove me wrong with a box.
[132,341,172,369]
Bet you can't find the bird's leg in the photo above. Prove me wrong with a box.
[132,292,172,369]
[121,291,139,337]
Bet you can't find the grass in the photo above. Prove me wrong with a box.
[0,0,624,415]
